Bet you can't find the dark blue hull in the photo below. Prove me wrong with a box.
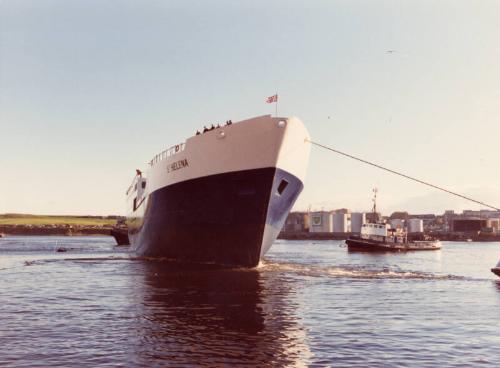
[128,167,303,267]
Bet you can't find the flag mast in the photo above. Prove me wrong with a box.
[265,93,279,116]
[275,91,278,117]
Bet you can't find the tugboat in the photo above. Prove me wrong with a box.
[491,260,500,277]
[110,218,130,246]
[346,189,441,252]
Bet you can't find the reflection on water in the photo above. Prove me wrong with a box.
[1,237,500,367]
[494,280,500,292]
[131,262,311,367]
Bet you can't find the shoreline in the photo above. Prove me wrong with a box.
[0,225,112,236]
[278,231,500,242]
[3,227,500,243]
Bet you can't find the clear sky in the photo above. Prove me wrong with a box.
[1,0,500,216]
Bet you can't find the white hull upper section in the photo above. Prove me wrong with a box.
[146,115,310,195]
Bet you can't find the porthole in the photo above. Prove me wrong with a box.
[277,179,289,195]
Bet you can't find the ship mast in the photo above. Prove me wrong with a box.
[372,188,378,222]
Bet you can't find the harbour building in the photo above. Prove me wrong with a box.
[350,213,366,233]
[283,212,309,233]
[407,219,424,234]
[389,219,405,230]
[308,210,367,234]
[309,211,333,233]
[452,219,487,232]
[333,213,351,233]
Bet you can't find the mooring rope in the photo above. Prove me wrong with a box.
[307,139,500,211]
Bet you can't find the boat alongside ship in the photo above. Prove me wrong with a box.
[492,260,500,277]
[110,227,130,246]
[346,224,442,252]
[346,190,441,252]
[126,115,310,267]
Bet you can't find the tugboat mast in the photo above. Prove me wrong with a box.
[372,188,378,222]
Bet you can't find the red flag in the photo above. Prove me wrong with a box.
[266,94,278,103]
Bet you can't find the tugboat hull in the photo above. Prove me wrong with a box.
[111,228,130,246]
[346,236,441,252]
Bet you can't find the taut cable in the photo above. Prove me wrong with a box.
[306,139,499,211]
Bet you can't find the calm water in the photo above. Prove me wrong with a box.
[1,236,499,367]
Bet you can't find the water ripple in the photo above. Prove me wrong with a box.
[1,237,499,367]
[260,260,467,280]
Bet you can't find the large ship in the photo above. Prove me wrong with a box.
[126,115,310,267]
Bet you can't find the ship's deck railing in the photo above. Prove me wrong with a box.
[149,143,185,167]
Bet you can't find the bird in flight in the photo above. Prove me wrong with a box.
[386,50,396,54]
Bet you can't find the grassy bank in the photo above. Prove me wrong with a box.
[0,214,117,226]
